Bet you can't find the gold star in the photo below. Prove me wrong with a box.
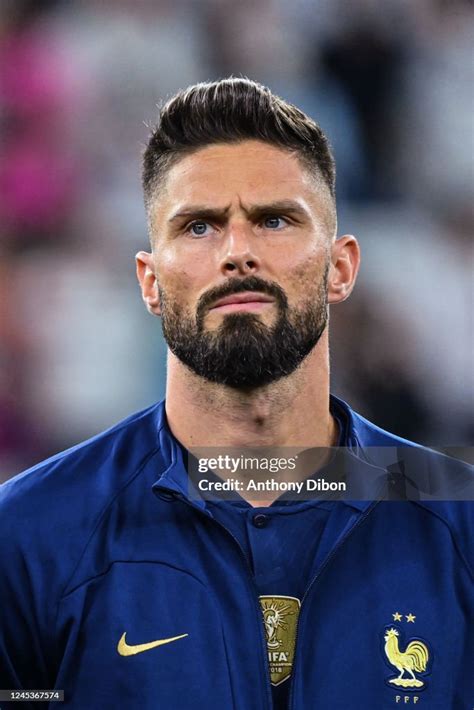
[406,613,416,623]
[392,612,402,621]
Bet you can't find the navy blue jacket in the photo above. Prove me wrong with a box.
[0,397,473,709]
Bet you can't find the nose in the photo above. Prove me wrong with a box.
[219,224,261,276]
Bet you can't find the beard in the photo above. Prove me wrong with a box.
[158,269,329,389]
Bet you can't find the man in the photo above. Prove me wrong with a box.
[0,79,472,709]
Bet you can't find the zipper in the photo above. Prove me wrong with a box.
[288,499,380,709]
[162,491,274,710]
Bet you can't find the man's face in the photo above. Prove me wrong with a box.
[143,140,336,388]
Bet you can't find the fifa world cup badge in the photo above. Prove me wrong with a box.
[259,595,301,686]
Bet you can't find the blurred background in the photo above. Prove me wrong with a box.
[1,0,473,481]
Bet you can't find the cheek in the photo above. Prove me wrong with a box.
[156,249,186,289]
[157,241,220,301]
[156,257,203,312]
[284,249,329,300]
[157,242,209,285]
[160,270,192,303]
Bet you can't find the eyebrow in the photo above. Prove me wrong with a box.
[168,200,310,223]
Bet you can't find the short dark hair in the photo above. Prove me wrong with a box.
[142,78,336,208]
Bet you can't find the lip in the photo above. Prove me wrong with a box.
[209,291,275,313]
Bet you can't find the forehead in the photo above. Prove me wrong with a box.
[150,140,332,223]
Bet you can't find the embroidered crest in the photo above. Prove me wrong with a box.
[259,595,300,686]
[383,625,431,689]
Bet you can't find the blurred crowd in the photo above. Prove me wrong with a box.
[0,0,473,480]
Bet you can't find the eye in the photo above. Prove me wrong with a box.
[188,221,211,237]
[262,216,287,230]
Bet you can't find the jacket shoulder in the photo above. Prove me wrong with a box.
[336,397,474,577]
[0,401,166,589]
[1,401,164,502]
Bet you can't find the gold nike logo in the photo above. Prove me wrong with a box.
[117,631,188,656]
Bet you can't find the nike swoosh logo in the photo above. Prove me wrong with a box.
[117,631,188,656]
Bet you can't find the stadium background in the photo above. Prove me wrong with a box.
[0,0,472,481]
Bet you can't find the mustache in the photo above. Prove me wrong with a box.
[196,276,288,321]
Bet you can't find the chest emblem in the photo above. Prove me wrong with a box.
[383,626,430,689]
[259,595,300,686]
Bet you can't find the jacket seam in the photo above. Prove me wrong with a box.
[58,444,163,599]
[59,558,209,599]
[411,500,474,583]
[56,557,240,708]
[53,441,165,662]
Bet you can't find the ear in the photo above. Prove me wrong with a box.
[327,235,360,305]
[135,251,161,316]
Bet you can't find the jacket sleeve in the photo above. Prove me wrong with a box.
[0,480,57,708]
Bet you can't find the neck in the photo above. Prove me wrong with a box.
[165,330,336,450]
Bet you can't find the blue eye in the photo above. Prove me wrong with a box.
[190,221,210,237]
[263,216,286,229]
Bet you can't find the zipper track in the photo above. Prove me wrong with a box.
[177,496,274,710]
[288,499,380,709]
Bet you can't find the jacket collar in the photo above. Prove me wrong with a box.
[152,397,392,513]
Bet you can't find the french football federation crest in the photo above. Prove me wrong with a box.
[383,626,431,689]
[259,595,300,686]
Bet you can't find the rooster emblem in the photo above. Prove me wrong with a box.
[384,627,430,688]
